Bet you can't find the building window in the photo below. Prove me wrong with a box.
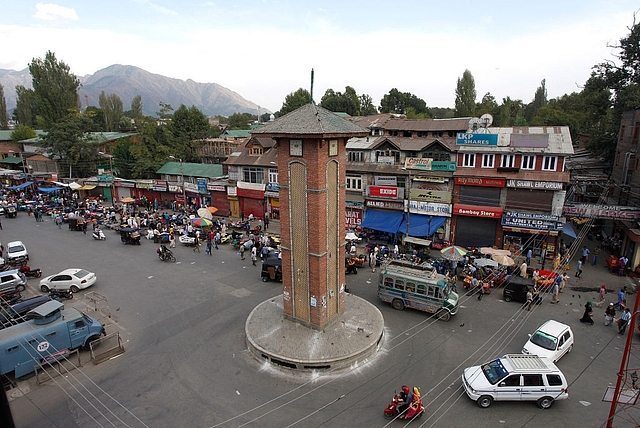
[422,149,450,162]
[521,155,536,170]
[462,153,476,167]
[375,150,400,164]
[268,168,278,184]
[348,151,365,162]
[542,156,557,171]
[501,154,515,168]
[346,175,363,190]
[482,154,494,168]
[248,146,263,155]
[243,167,264,184]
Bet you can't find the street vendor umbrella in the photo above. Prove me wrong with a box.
[475,258,499,268]
[345,232,361,241]
[440,245,467,257]
[479,247,512,257]
[206,206,219,214]
[197,207,213,220]
[492,254,515,266]
[192,217,213,228]
[120,197,135,203]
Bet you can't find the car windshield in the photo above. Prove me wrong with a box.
[75,269,91,279]
[530,331,558,351]
[8,245,24,253]
[481,359,509,385]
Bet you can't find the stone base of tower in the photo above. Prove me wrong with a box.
[245,293,384,371]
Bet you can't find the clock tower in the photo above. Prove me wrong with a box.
[252,104,368,328]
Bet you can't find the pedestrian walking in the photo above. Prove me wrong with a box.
[169,234,176,248]
[551,279,559,304]
[264,214,269,230]
[206,239,212,255]
[615,286,627,310]
[559,272,569,293]
[477,284,485,301]
[524,288,533,311]
[592,246,601,266]
[520,261,528,278]
[618,308,631,334]
[526,249,532,266]
[579,301,594,325]
[251,246,257,266]
[82,222,87,235]
[596,284,607,307]
[193,233,200,252]
[581,246,590,264]
[214,232,220,250]
[575,259,583,278]
[240,243,246,260]
[605,303,616,326]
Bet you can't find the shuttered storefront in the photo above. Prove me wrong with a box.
[505,188,553,211]
[459,186,501,206]
[456,216,498,248]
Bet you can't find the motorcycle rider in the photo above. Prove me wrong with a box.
[397,385,413,418]
[158,245,171,260]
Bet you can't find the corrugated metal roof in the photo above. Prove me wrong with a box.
[156,162,224,178]
[0,129,46,142]
[252,104,368,137]
[0,156,23,164]
[457,127,574,155]
[224,130,251,138]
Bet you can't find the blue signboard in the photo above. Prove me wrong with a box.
[456,133,498,146]
[197,178,207,193]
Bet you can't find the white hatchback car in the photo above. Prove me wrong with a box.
[6,240,29,261]
[522,320,574,363]
[39,268,97,293]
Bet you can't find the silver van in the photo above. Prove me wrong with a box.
[462,354,569,409]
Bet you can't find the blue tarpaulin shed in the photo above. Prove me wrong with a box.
[360,209,404,234]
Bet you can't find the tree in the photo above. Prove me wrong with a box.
[278,88,311,116]
[10,125,36,142]
[29,51,80,129]
[157,102,174,120]
[475,92,499,120]
[84,106,105,131]
[99,91,124,131]
[170,104,211,161]
[319,86,361,116]
[495,97,527,127]
[525,79,548,122]
[379,88,429,115]
[0,84,7,129]
[130,95,143,119]
[227,112,250,130]
[129,121,174,178]
[13,85,36,126]
[359,94,377,115]
[454,69,477,117]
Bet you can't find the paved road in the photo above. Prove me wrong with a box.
[5,213,640,427]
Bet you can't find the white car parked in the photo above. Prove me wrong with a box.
[40,268,97,293]
[6,241,29,262]
[522,320,574,363]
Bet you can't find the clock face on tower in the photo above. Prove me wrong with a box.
[289,139,303,156]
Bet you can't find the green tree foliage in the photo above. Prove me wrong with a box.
[430,107,455,119]
[359,94,377,116]
[157,102,174,120]
[475,92,499,119]
[278,88,311,116]
[525,79,548,122]
[112,138,137,179]
[170,104,211,161]
[84,106,105,132]
[10,125,36,142]
[454,70,477,117]
[29,51,80,129]
[13,85,36,126]
[99,91,124,132]
[0,84,7,129]
[531,92,588,142]
[379,88,429,115]
[130,95,143,119]
[129,121,174,179]
[38,112,98,178]
[319,86,361,116]
[227,112,250,130]
[495,97,527,127]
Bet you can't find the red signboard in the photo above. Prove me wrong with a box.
[369,186,399,198]
[236,187,264,199]
[345,209,362,230]
[455,177,505,187]
[453,204,503,218]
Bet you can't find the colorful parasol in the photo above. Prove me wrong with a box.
[120,197,135,203]
[197,207,213,220]
[492,254,516,266]
[440,245,467,261]
[206,206,219,214]
[192,217,213,228]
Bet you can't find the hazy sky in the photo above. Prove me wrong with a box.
[1,1,638,113]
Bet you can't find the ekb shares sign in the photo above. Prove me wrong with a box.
[456,133,498,146]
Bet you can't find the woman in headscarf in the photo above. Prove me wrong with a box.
[580,301,594,325]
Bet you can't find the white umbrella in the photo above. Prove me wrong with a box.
[475,258,499,268]
[197,207,213,220]
[492,255,516,266]
[69,182,82,190]
[480,247,512,257]
[345,232,361,241]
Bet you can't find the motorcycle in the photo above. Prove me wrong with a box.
[383,387,424,420]
[0,289,22,306]
[18,265,42,278]
[92,229,107,240]
[49,289,73,300]
[157,246,176,263]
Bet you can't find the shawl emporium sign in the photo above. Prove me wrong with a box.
[563,204,640,220]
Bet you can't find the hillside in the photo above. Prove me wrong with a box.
[0,64,266,117]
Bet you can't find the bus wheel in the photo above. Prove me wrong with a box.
[392,299,405,310]
[437,310,451,321]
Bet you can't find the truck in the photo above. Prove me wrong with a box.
[0,300,105,378]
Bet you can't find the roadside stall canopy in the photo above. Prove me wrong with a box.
[399,214,446,237]
[360,209,404,234]
[77,185,96,190]
[0,156,24,165]
[38,187,63,193]
[562,223,577,239]
[6,181,33,190]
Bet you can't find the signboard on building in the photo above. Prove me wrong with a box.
[368,185,399,199]
[456,133,498,146]
[377,156,396,165]
[502,211,560,230]
[414,176,446,183]
[563,204,640,220]
[237,187,264,199]
[453,204,503,218]
[152,180,167,191]
[410,188,452,203]
[504,211,560,221]
[207,184,225,191]
[136,180,152,189]
[409,200,452,217]
[506,179,563,190]
[431,161,456,171]
[404,157,433,170]
[345,209,362,230]
[365,199,404,210]
[455,177,505,187]
[374,176,398,186]
[197,178,207,193]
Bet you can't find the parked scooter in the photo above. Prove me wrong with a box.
[383,386,424,420]
[92,228,107,240]
[0,289,22,306]
[49,288,73,300]
[18,265,42,278]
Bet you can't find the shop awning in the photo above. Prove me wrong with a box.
[6,181,33,190]
[360,209,404,234]
[399,214,447,237]
[562,223,577,239]
[77,185,96,190]
[38,187,63,193]
[404,237,432,247]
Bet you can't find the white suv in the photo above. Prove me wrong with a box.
[6,241,29,262]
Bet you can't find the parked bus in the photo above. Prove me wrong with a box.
[377,261,459,321]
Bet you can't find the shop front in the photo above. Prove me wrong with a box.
[452,204,503,248]
[208,184,230,217]
[236,181,265,219]
[501,211,560,259]
[265,183,280,219]
[345,200,363,231]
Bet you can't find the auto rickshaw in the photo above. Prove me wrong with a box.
[5,204,17,218]
[68,217,86,231]
[120,227,141,245]
[261,258,282,282]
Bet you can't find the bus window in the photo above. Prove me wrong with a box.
[416,284,426,295]
[427,286,435,297]
[384,277,394,289]
[406,282,416,293]
[394,280,405,290]
[435,287,443,299]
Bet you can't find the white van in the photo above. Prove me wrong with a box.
[522,320,574,363]
[462,354,569,409]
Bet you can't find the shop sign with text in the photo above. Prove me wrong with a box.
[504,211,560,221]
[501,214,560,231]
[236,187,264,199]
[456,133,498,146]
[365,199,404,210]
[455,177,505,187]
[368,185,399,199]
[207,184,225,191]
[404,157,433,170]
[409,201,452,217]
[453,204,503,218]
[563,204,640,220]
[506,179,563,190]
[345,209,362,230]
[410,188,451,203]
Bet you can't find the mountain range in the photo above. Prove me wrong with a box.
[0,64,266,118]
